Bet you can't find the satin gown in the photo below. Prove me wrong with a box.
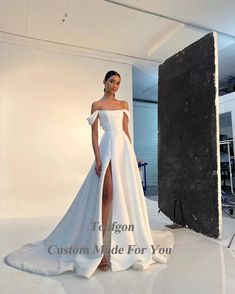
[3,108,175,278]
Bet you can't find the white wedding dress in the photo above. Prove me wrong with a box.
[3,109,175,278]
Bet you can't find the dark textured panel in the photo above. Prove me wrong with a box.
[158,33,221,239]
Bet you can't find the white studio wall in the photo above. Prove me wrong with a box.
[0,40,133,218]
[133,101,158,186]
[220,92,235,147]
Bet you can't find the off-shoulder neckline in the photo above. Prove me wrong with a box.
[97,109,129,112]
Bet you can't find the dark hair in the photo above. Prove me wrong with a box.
[103,70,121,96]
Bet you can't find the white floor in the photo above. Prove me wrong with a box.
[1,198,235,294]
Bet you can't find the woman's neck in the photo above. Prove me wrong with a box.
[102,94,116,101]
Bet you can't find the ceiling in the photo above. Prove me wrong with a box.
[0,0,235,102]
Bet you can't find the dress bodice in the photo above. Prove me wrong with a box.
[86,109,130,133]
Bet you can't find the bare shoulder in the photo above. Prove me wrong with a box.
[120,100,129,110]
[90,101,101,113]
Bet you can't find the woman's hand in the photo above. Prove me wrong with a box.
[95,159,102,177]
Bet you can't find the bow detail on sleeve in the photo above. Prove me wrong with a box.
[123,109,130,122]
[86,110,99,126]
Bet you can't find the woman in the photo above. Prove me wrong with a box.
[91,70,130,271]
[3,70,175,279]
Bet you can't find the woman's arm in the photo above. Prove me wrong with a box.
[122,101,132,144]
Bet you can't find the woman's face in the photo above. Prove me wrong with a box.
[104,75,121,95]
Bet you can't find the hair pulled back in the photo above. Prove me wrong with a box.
[103,70,121,96]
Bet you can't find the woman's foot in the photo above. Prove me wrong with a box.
[98,255,109,271]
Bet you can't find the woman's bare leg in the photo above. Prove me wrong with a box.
[98,160,113,270]
[102,160,113,227]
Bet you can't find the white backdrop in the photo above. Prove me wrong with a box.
[0,40,133,218]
